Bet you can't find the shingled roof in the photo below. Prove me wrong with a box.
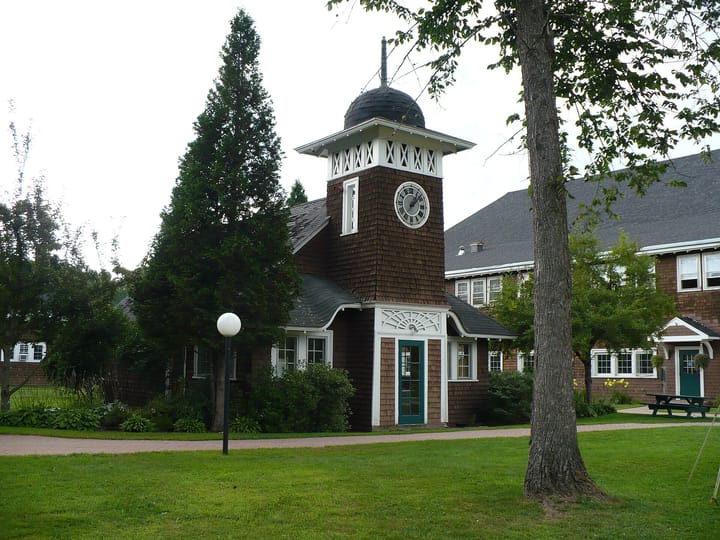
[446,149,720,275]
[446,294,516,339]
[289,198,328,253]
[287,274,361,331]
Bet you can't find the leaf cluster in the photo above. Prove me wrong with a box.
[328,0,720,202]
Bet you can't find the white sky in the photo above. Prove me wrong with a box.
[1,1,714,270]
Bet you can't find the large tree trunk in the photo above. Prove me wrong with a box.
[517,0,607,502]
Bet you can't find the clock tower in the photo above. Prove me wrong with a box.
[293,40,481,429]
[296,40,473,306]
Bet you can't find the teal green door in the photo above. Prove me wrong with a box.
[679,348,701,396]
[398,340,424,424]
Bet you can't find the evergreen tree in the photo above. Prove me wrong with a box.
[287,179,308,206]
[131,9,299,431]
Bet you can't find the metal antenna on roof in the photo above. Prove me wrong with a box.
[380,37,388,87]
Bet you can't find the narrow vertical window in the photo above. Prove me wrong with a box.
[703,252,720,289]
[488,277,502,303]
[279,336,298,374]
[456,281,469,303]
[33,344,44,362]
[678,254,700,290]
[307,338,326,366]
[342,178,359,235]
[457,343,471,379]
[471,279,486,307]
[489,350,502,372]
[19,343,28,362]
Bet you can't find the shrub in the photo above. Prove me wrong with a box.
[574,390,617,417]
[99,401,129,430]
[230,415,261,434]
[120,413,153,432]
[51,407,101,431]
[142,397,175,432]
[0,406,58,428]
[247,365,354,433]
[173,417,206,433]
[484,371,534,425]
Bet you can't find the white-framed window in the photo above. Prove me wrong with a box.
[595,352,611,375]
[193,346,210,379]
[3,343,46,363]
[272,332,332,376]
[448,339,476,381]
[455,276,503,307]
[342,177,359,235]
[591,348,656,378]
[678,254,700,291]
[703,252,720,289]
[472,279,486,306]
[488,350,503,372]
[456,281,469,303]
[488,277,502,303]
[517,351,535,373]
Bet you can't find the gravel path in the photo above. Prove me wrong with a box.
[0,422,707,456]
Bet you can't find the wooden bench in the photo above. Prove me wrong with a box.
[646,393,710,418]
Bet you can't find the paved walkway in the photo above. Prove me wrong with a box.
[0,422,710,456]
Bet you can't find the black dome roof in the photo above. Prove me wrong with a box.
[344,86,425,129]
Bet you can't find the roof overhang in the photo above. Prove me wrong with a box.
[447,311,516,340]
[292,216,329,254]
[640,237,720,256]
[295,117,475,158]
[445,261,534,280]
[286,303,363,333]
[657,317,720,343]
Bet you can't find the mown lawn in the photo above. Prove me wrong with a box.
[1,426,719,539]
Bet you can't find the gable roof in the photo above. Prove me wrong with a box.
[446,149,720,277]
[446,293,516,339]
[289,198,328,254]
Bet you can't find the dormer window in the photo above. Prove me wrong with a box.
[342,177,359,235]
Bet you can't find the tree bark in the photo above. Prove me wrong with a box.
[517,0,607,502]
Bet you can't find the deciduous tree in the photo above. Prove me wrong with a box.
[327,0,720,502]
[491,230,676,404]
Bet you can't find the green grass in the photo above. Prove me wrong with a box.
[2,426,719,539]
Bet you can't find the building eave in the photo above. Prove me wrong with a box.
[295,117,475,158]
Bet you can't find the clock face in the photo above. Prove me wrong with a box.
[394,182,430,228]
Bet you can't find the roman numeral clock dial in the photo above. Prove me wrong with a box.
[394,181,430,229]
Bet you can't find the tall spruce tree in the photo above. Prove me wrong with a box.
[327,0,720,502]
[131,9,299,431]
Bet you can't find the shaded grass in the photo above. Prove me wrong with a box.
[1,426,719,539]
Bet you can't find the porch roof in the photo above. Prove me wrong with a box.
[446,293,516,340]
[287,274,361,331]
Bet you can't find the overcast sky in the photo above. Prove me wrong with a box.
[0,1,714,270]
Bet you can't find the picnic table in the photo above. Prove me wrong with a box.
[646,393,710,418]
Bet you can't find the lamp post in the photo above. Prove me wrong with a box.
[216,312,241,455]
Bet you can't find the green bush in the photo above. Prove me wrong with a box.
[99,401,129,430]
[120,413,153,432]
[229,415,260,433]
[51,407,101,431]
[484,371,534,425]
[0,406,58,428]
[574,391,617,417]
[142,397,175,432]
[246,365,354,433]
[173,417,206,433]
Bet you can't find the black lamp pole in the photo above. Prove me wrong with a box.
[222,335,231,455]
